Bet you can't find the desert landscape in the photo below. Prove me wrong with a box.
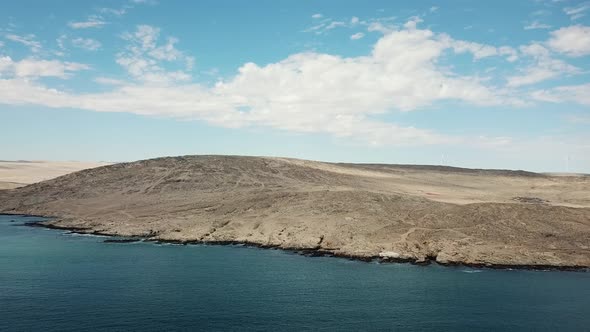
[1,155,588,269]
[0,160,109,189]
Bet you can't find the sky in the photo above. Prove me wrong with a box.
[0,0,589,173]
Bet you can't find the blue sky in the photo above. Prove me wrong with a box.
[1,0,589,172]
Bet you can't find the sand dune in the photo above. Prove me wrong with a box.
[1,155,588,268]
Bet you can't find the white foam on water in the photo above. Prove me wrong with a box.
[62,232,108,238]
[461,269,482,273]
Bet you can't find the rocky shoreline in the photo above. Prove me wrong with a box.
[2,156,588,273]
[16,216,588,272]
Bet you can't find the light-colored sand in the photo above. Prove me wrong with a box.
[0,161,110,189]
[1,155,588,268]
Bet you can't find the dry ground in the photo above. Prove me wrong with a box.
[0,161,109,189]
[1,155,588,268]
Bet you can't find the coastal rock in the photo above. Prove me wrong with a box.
[379,251,401,259]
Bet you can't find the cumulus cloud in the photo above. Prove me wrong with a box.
[0,20,524,148]
[72,37,101,51]
[547,25,590,56]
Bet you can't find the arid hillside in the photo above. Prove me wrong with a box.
[1,155,589,268]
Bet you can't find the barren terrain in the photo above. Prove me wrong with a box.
[0,161,109,189]
[1,155,589,269]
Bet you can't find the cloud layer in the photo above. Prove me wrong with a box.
[0,18,589,152]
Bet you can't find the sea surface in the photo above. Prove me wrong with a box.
[1,214,589,331]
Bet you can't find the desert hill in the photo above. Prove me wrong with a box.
[1,155,589,268]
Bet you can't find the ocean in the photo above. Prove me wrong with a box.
[1,214,588,331]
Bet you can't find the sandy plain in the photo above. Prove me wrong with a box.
[0,161,109,189]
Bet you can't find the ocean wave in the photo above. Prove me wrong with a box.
[62,232,108,238]
[461,269,482,273]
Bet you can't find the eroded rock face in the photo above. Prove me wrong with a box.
[1,155,589,268]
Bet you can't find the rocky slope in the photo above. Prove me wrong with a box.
[1,155,589,269]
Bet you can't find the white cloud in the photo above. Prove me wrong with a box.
[499,46,519,62]
[403,16,423,30]
[451,40,504,59]
[325,21,346,30]
[303,22,328,33]
[440,35,518,62]
[350,32,364,40]
[366,16,398,34]
[547,25,590,56]
[507,43,579,87]
[94,77,126,85]
[72,37,101,51]
[149,38,183,61]
[520,43,550,58]
[56,34,67,50]
[68,17,107,29]
[131,0,157,4]
[312,13,323,19]
[532,83,590,105]
[524,21,551,30]
[5,34,42,53]
[0,20,523,148]
[0,56,89,79]
[304,15,366,34]
[564,2,590,20]
[99,7,128,16]
[507,63,575,87]
[116,25,193,84]
[430,6,439,13]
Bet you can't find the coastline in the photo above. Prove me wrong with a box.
[8,213,587,273]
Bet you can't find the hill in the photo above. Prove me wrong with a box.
[1,155,589,269]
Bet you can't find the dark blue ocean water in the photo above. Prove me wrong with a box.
[1,215,589,331]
